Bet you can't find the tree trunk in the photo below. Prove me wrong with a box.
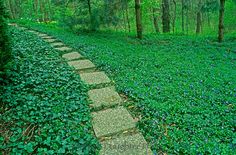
[87,0,94,30]
[186,3,189,34]
[196,0,202,34]
[181,0,185,33]
[8,0,16,19]
[48,0,52,21]
[34,0,38,21]
[162,0,170,33]
[152,7,160,33]
[207,11,211,27]
[125,0,131,32]
[172,0,176,33]
[135,0,142,39]
[218,0,225,42]
[196,12,202,34]
[39,0,44,22]
[44,0,49,22]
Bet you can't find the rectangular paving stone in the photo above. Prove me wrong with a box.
[68,60,95,71]
[28,30,36,33]
[44,38,58,43]
[38,33,48,37]
[100,133,152,155]
[88,86,122,108]
[41,36,54,39]
[62,52,83,61]
[50,42,65,48]
[92,107,136,137]
[79,71,111,85]
[19,27,27,30]
[55,47,73,52]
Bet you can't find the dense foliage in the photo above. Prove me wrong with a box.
[5,0,236,36]
[22,23,236,154]
[0,28,100,154]
[0,0,11,71]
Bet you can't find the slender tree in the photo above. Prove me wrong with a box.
[181,0,185,33]
[172,0,176,33]
[218,0,225,42]
[196,0,202,34]
[135,0,142,39]
[162,0,170,33]
[152,7,160,33]
[125,0,131,32]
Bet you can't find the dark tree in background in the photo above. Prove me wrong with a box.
[152,7,160,33]
[196,0,202,34]
[135,0,142,39]
[162,0,170,33]
[218,0,225,42]
[0,0,11,71]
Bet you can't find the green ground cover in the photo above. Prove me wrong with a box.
[0,28,100,154]
[17,22,236,154]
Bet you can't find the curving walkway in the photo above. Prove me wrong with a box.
[15,25,152,155]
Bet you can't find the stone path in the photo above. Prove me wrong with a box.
[15,25,152,155]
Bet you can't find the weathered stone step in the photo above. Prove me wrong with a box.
[88,86,122,109]
[28,30,36,33]
[38,33,48,37]
[41,36,54,39]
[55,46,73,52]
[50,42,65,48]
[62,52,83,61]
[79,71,111,86]
[100,133,152,155]
[92,107,136,138]
[68,59,95,71]
[44,38,58,43]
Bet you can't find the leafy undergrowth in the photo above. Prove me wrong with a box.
[0,28,100,154]
[20,22,236,154]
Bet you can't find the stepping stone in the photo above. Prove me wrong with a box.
[92,107,136,137]
[38,33,48,37]
[88,86,122,108]
[55,47,72,52]
[19,27,27,30]
[62,52,83,61]
[50,42,65,47]
[68,60,95,71]
[8,23,17,26]
[42,36,54,39]
[28,30,36,33]
[100,133,152,155]
[80,72,111,85]
[44,38,58,43]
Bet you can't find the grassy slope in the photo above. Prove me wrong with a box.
[20,22,236,154]
[0,28,100,154]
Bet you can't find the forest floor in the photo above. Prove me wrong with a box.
[0,27,100,154]
[2,22,236,154]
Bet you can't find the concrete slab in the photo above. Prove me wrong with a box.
[19,27,27,30]
[68,60,95,70]
[38,33,48,37]
[50,42,65,47]
[80,72,111,85]
[41,36,54,39]
[55,47,73,52]
[92,107,136,137]
[28,30,36,33]
[88,87,122,108]
[44,38,58,43]
[62,52,83,61]
[100,133,152,155]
